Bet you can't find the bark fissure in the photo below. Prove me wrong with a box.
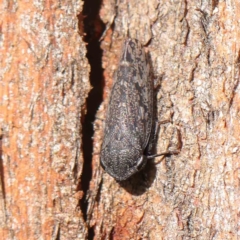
[79,0,105,228]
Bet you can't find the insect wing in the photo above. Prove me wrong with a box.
[100,39,154,180]
[102,39,152,152]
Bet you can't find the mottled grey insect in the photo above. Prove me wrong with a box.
[100,38,171,181]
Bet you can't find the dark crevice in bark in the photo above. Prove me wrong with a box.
[88,227,95,240]
[79,0,105,236]
[109,227,115,240]
[0,135,6,200]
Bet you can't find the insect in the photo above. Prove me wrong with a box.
[100,38,173,181]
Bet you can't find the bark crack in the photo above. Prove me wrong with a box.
[78,0,105,238]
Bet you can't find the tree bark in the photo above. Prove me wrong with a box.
[0,1,90,239]
[1,0,240,239]
[89,0,240,239]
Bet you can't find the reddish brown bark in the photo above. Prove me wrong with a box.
[0,1,90,239]
[1,0,240,239]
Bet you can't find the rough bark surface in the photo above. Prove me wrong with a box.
[1,0,240,239]
[90,0,240,239]
[0,1,90,239]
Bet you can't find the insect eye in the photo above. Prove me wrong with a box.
[136,155,147,171]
